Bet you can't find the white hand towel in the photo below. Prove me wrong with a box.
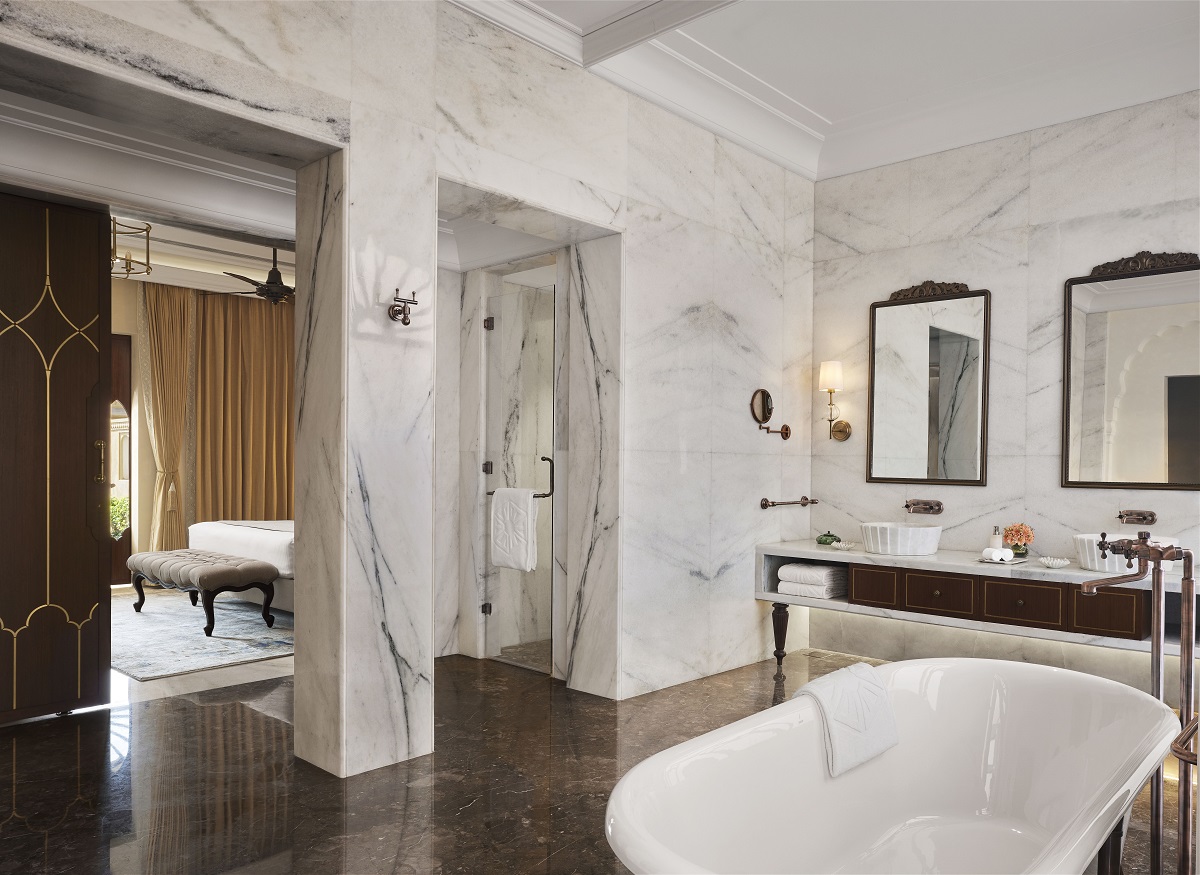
[778,580,847,599]
[794,663,899,777]
[778,564,846,586]
[490,488,539,571]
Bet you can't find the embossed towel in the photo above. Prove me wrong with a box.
[778,564,846,586]
[490,488,539,571]
[794,663,899,777]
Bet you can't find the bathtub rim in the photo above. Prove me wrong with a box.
[605,657,1178,875]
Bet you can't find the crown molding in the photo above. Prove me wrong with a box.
[582,1,736,67]
[448,0,583,65]
[594,40,821,178]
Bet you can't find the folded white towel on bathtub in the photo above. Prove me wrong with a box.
[777,579,847,599]
[794,662,899,777]
[778,564,846,586]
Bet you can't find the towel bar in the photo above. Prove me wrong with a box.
[487,456,554,498]
[761,496,819,509]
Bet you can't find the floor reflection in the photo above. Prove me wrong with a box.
[0,650,1176,874]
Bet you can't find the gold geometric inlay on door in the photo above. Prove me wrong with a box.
[0,209,100,706]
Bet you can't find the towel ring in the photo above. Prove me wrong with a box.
[487,456,554,498]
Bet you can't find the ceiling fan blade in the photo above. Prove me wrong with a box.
[223,272,262,287]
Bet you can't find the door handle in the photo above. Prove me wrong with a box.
[94,440,106,483]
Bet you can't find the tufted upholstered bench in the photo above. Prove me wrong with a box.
[127,549,277,637]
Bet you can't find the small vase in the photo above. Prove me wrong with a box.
[1008,544,1028,559]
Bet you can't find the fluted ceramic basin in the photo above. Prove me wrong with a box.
[1074,533,1177,573]
[861,522,942,556]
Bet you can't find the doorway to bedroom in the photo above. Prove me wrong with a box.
[106,221,298,691]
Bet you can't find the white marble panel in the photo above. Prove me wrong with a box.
[784,172,816,259]
[781,255,814,462]
[814,161,911,260]
[350,1,436,126]
[341,108,437,771]
[900,454,1027,552]
[627,97,715,226]
[1175,91,1200,202]
[621,450,712,697]
[780,455,813,542]
[708,452,779,674]
[714,137,786,250]
[565,236,622,698]
[434,268,462,658]
[436,3,628,195]
[710,232,785,454]
[622,203,714,454]
[809,454,909,544]
[1029,97,1182,225]
[77,0,354,101]
[293,152,346,776]
[909,133,1029,245]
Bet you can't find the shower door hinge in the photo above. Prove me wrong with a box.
[481,602,492,615]
[482,461,493,475]
[483,316,495,330]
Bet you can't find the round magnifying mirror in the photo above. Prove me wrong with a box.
[750,388,773,425]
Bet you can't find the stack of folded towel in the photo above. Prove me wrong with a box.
[777,564,848,599]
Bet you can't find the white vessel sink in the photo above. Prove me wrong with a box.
[1074,533,1177,573]
[861,522,942,556]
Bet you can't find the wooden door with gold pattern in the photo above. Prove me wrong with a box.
[0,191,111,723]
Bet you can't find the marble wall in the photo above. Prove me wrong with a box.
[809,90,1200,655]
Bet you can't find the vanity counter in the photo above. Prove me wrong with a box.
[755,540,1184,592]
[756,540,1190,659]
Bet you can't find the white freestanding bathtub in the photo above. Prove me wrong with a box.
[606,659,1177,874]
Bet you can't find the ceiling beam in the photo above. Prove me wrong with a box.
[582,0,737,67]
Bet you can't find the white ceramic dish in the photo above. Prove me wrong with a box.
[1039,557,1071,569]
[979,557,1028,565]
[830,541,857,551]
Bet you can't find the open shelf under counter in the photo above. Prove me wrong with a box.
[756,540,1192,658]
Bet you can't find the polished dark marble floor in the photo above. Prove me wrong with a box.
[0,649,1185,874]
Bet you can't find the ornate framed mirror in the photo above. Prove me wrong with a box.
[1062,251,1200,490]
[867,281,991,485]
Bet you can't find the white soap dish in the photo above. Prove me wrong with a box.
[1039,557,1071,569]
[830,541,858,551]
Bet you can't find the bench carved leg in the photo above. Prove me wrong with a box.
[259,582,276,629]
[201,590,217,637]
[188,591,198,607]
[131,574,146,613]
[771,602,789,668]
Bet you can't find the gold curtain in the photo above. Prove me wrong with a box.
[195,293,294,521]
[140,284,193,551]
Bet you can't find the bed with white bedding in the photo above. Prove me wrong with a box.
[188,520,295,612]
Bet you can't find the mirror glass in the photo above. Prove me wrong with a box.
[750,388,773,425]
[868,287,990,484]
[1063,263,1199,488]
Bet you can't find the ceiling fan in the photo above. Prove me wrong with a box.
[224,248,294,304]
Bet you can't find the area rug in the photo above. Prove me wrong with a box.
[111,586,294,681]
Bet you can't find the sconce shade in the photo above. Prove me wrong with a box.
[818,361,844,392]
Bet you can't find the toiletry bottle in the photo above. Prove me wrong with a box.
[989,526,1003,550]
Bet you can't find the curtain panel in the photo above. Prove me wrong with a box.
[195,294,295,522]
[139,284,194,551]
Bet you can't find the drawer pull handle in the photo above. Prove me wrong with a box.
[1017,599,1025,607]
[933,590,941,597]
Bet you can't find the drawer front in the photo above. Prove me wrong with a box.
[983,580,1065,629]
[904,571,975,617]
[849,566,898,608]
[1069,587,1150,640]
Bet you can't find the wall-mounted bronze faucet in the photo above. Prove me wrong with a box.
[1117,509,1157,526]
[904,499,943,515]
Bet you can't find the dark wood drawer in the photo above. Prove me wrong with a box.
[983,579,1065,630]
[904,571,976,617]
[1069,586,1150,640]
[849,566,898,608]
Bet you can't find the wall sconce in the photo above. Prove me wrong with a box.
[110,218,152,279]
[387,288,419,324]
[818,360,851,441]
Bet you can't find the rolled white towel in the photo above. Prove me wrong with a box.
[981,547,1015,562]
[778,580,847,599]
[778,564,846,586]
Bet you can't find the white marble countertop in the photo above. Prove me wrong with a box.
[755,540,1184,592]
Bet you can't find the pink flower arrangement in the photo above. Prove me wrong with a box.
[1003,523,1035,547]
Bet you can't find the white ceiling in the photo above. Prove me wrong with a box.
[463,0,1200,179]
